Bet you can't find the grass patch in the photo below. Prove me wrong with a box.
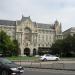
[7,56,39,61]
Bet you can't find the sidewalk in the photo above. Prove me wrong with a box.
[14,60,75,71]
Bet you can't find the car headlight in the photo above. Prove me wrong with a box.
[10,68,18,71]
[18,66,22,68]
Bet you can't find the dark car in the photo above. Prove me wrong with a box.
[0,57,24,75]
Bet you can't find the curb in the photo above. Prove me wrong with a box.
[23,66,75,71]
[14,61,75,71]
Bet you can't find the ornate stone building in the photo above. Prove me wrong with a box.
[63,27,75,39]
[0,16,62,56]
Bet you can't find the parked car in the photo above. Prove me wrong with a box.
[39,54,60,61]
[0,57,24,75]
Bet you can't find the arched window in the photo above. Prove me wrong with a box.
[24,27,32,33]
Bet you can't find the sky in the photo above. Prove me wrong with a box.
[0,0,75,31]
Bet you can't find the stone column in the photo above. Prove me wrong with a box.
[20,44,24,56]
[30,50,33,56]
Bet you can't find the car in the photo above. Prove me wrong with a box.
[39,54,60,61]
[0,57,24,75]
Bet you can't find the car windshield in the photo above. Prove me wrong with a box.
[46,54,56,57]
[0,58,12,64]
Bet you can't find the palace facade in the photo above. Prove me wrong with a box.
[0,16,62,56]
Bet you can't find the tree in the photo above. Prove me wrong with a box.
[62,35,75,57]
[0,30,12,56]
[51,35,75,57]
[12,40,20,56]
[51,40,63,57]
[0,30,20,56]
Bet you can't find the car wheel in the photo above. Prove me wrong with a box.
[56,58,59,61]
[43,58,47,61]
[2,70,8,75]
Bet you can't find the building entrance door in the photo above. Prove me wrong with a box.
[24,48,30,56]
[33,48,36,56]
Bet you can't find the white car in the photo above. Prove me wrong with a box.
[40,54,60,61]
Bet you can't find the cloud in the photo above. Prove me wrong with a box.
[0,0,75,31]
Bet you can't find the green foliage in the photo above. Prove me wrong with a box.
[51,40,63,57]
[0,30,20,56]
[51,35,75,57]
[12,40,20,56]
[0,30,11,56]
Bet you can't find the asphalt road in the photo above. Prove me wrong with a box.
[23,68,75,75]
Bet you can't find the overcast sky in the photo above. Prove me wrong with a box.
[0,0,75,31]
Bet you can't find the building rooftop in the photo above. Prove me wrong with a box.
[0,16,55,30]
[0,20,16,26]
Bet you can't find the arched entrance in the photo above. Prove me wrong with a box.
[24,48,30,56]
[33,48,36,56]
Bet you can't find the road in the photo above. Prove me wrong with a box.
[23,68,75,75]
